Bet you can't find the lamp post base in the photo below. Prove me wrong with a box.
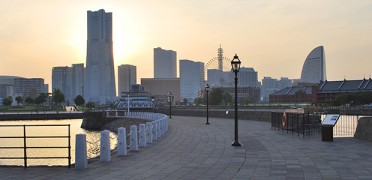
[206,122,210,125]
[231,140,241,146]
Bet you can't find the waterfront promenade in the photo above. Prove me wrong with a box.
[1,116,372,179]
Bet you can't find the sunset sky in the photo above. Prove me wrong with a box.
[1,0,372,91]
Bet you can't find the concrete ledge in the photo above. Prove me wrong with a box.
[354,117,372,142]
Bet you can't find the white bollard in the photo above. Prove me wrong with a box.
[75,134,87,169]
[100,130,111,162]
[152,121,158,141]
[146,122,153,144]
[117,127,127,156]
[130,125,138,151]
[139,124,146,148]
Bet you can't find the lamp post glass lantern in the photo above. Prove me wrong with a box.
[168,92,172,118]
[231,54,241,147]
[205,84,210,125]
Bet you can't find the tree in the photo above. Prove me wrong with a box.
[74,95,85,106]
[222,92,233,105]
[2,96,13,106]
[25,97,34,105]
[35,93,47,105]
[52,89,65,105]
[15,96,23,106]
[194,97,204,105]
[209,88,224,105]
[86,101,95,110]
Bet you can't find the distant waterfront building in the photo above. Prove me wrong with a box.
[238,67,259,87]
[0,76,21,98]
[269,86,319,104]
[317,78,372,104]
[261,77,294,102]
[211,87,260,103]
[14,78,47,97]
[71,63,84,99]
[85,9,116,104]
[52,66,72,103]
[154,47,177,78]
[300,46,326,84]
[207,69,233,87]
[180,60,204,101]
[141,78,180,105]
[118,65,137,95]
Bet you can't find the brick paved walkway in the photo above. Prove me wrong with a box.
[1,116,372,179]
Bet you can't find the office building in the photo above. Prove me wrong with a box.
[180,60,204,101]
[118,65,137,95]
[154,47,177,78]
[85,9,116,104]
[300,46,326,84]
[52,66,72,103]
[71,63,84,99]
[14,78,47,97]
[207,69,233,87]
[141,78,180,105]
[238,67,259,87]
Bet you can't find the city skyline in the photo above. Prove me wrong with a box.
[1,1,372,90]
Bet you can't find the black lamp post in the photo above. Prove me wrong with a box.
[151,98,155,113]
[205,84,210,125]
[231,54,241,147]
[168,92,172,118]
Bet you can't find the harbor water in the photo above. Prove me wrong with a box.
[0,119,117,167]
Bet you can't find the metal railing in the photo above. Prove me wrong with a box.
[0,124,71,168]
[271,112,321,138]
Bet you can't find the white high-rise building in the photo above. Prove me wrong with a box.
[118,65,137,95]
[154,47,177,78]
[180,60,204,101]
[300,46,326,84]
[71,63,84,99]
[84,9,116,104]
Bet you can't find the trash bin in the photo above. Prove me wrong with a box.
[321,125,333,141]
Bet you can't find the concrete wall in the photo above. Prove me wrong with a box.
[354,117,372,142]
[0,112,83,120]
[81,112,116,130]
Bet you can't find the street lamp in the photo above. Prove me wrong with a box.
[168,92,172,118]
[151,98,155,113]
[205,84,210,125]
[231,54,241,147]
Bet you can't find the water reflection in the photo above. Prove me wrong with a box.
[0,119,117,166]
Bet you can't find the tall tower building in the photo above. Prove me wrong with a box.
[85,9,116,104]
[218,45,223,70]
[154,47,177,78]
[52,66,72,103]
[300,46,326,84]
[118,64,137,95]
[180,60,204,101]
[71,63,84,99]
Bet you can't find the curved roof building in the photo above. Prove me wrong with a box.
[300,46,326,84]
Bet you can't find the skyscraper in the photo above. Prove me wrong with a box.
[118,64,137,95]
[300,46,326,84]
[52,66,72,102]
[154,47,177,78]
[71,63,84,99]
[180,60,204,101]
[85,9,116,104]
